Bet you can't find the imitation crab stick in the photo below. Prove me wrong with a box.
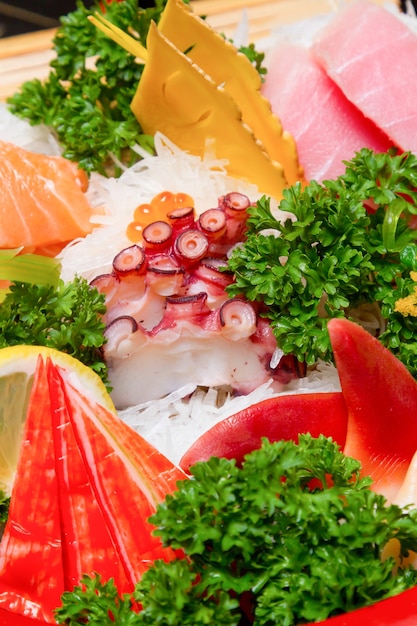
[55,362,185,580]
[0,357,64,623]
[48,361,132,594]
[0,355,187,623]
[0,609,48,626]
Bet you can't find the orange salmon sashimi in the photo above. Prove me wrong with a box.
[0,141,99,252]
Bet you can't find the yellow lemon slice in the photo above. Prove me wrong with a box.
[0,345,115,495]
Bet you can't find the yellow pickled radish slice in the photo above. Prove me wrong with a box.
[90,12,290,199]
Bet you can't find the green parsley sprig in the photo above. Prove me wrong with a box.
[0,277,108,385]
[55,435,417,625]
[0,490,10,528]
[226,148,417,372]
[6,0,165,175]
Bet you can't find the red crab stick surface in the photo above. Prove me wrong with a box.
[0,358,64,622]
[0,356,187,623]
[313,585,417,626]
[48,361,133,594]
[0,610,50,626]
[57,363,185,575]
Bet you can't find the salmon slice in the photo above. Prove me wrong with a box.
[312,1,417,154]
[0,141,96,250]
[262,43,393,182]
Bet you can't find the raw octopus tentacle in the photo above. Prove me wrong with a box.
[91,192,304,406]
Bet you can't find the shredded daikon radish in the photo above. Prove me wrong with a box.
[58,133,271,282]
[120,360,341,465]
[0,103,61,156]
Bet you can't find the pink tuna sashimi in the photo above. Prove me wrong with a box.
[312,0,417,153]
[261,43,393,182]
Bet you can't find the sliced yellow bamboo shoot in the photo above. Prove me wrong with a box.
[131,22,287,199]
[158,0,303,185]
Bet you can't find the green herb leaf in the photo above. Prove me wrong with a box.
[6,0,162,175]
[0,277,108,384]
[56,574,138,625]
[56,435,417,625]
[226,149,417,369]
[146,435,417,625]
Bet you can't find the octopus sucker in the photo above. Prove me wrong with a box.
[92,191,305,406]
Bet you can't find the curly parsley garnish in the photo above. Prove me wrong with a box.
[0,490,10,527]
[226,148,417,374]
[55,435,417,625]
[6,0,165,175]
[0,277,108,384]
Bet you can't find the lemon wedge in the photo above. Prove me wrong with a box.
[0,345,114,495]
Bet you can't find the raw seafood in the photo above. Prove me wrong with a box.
[329,318,417,503]
[0,141,97,252]
[312,0,417,154]
[261,43,393,182]
[93,192,301,407]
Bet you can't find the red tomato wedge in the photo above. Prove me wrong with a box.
[328,318,417,503]
[180,392,348,471]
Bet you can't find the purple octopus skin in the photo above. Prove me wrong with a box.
[90,192,304,407]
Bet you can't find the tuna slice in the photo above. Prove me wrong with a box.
[312,0,417,154]
[261,43,393,182]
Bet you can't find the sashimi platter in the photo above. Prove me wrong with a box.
[3,0,417,623]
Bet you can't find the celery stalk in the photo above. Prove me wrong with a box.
[0,249,61,289]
